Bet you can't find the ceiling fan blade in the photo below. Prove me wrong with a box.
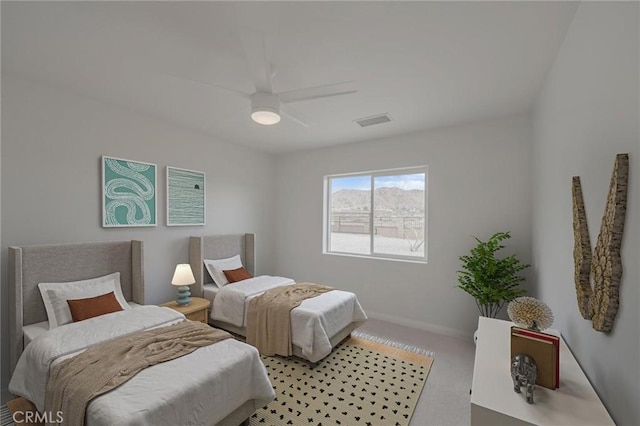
[163,73,251,99]
[278,81,357,104]
[238,29,274,93]
[281,106,311,127]
[231,104,252,121]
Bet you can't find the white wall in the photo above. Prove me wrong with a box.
[532,2,639,425]
[0,57,4,404]
[0,74,277,391]
[274,115,533,337]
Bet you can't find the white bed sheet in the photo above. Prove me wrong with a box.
[10,306,275,426]
[212,276,296,327]
[203,283,219,306]
[22,301,143,347]
[22,321,48,348]
[211,276,368,362]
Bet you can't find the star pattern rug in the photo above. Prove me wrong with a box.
[250,336,433,426]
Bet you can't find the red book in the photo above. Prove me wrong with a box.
[512,327,560,388]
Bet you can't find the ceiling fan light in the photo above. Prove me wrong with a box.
[251,109,281,125]
[250,93,281,125]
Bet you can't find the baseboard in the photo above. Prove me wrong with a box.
[366,310,472,340]
[0,388,11,405]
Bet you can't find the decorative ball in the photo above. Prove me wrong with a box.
[508,297,554,331]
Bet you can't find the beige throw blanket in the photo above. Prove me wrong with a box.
[246,283,334,357]
[45,320,231,426]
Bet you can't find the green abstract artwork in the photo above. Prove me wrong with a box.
[167,167,205,226]
[102,156,157,227]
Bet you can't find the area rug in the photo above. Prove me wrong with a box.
[250,334,433,426]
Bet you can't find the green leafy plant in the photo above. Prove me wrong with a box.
[457,231,529,318]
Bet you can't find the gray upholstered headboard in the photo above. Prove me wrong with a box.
[8,240,144,372]
[189,234,255,296]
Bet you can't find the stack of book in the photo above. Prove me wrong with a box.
[510,326,560,389]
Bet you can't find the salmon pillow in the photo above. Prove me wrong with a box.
[223,267,253,283]
[67,291,124,322]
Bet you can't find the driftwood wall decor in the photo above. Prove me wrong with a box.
[572,177,593,319]
[571,153,629,333]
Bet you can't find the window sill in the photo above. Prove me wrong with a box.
[323,251,428,264]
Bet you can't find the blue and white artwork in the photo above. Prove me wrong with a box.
[167,167,205,226]
[102,156,157,227]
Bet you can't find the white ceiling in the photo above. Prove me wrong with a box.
[2,2,578,153]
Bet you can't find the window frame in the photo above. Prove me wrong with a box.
[323,166,428,263]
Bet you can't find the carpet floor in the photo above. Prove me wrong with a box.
[250,336,433,426]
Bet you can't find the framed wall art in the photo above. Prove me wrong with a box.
[167,166,206,226]
[102,155,157,227]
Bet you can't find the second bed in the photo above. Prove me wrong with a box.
[189,234,368,363]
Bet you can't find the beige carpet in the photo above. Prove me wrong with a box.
[250,336,433,426]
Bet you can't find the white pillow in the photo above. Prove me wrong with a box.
[38,272,129,329]
[203,255,243,288]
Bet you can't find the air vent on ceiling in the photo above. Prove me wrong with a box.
[354,113,392,128]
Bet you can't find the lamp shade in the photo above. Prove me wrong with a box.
[171,264,195,286]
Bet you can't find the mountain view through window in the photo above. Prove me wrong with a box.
[326,168,427,261]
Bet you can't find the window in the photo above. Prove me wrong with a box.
[324,166,427,262]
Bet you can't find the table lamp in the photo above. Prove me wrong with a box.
[171,263,195,305]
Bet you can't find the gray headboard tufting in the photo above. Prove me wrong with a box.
[189,234,255,296]
[8,240,144,373]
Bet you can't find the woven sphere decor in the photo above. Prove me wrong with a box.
[507,297,554,331]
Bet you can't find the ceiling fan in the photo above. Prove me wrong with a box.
[172,30,358,126]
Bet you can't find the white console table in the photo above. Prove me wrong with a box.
[471,317,614,425]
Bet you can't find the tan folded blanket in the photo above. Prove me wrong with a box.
[246,282,334,357]
[45,320,231,426]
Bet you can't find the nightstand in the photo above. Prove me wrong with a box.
[161,297,210,323]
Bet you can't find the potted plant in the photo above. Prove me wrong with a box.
[457,231,529,318]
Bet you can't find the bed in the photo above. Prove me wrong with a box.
[8,240,275,426]
[189,234,368,363]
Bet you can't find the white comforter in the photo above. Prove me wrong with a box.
[9,306,275,426]
[212,276,368,362]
